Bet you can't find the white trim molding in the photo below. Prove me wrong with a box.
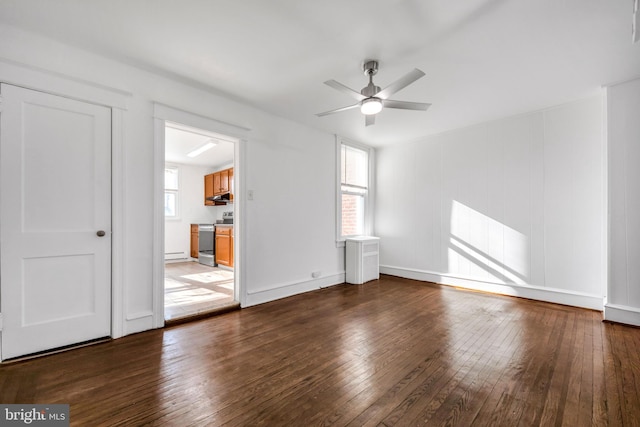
[124,313,155,336]
[335,135,376,246]
[380,265,605,311]
[244,273,345,308]
[0,57,131,109]
[152,102,250,322]
[111,108,126,339]
[153,103,250,137]
[604,303,640,327]
[152,117,166,329]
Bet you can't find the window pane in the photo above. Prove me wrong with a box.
[342,145,367,188]
[165,167,178,190]
[342,193,364,236]
[164,192,176,217]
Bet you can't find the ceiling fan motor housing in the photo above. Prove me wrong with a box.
[361,84,381,97]
[363,60,379,76]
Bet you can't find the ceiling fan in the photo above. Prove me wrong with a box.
[316,60,431,126]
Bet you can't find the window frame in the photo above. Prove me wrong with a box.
[164,164,180,220]
[336,136,375,245]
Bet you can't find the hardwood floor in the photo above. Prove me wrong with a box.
[1,275,639,426]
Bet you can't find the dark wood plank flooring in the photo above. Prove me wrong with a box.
[1,275,639,426]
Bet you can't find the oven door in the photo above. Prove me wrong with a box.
[198,225,215,266]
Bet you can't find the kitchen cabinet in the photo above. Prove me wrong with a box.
[190,224,199,258]
[204,167,234,206]
[229,167,234,201]
[215,226,234,268]
[213,169,230,196]
[204,174,214,206]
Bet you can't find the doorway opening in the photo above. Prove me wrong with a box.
[163,122,239,322]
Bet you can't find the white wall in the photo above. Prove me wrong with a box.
[164,163,224,260]
[0,24,345,337]
[376,95,605,309]
[243,120,344,305]
[606,76,640,326]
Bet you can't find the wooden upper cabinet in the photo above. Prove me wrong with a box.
[213,172,221,196]
[204,174,214,206]
[204,167,234,205]
[215,169,230,196]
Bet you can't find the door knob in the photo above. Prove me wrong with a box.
[97,230,106,237]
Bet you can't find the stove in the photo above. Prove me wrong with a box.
[222,211,233,224]
[197,224,215,267]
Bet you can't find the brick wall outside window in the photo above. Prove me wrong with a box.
[342,194,362,236]
[341,143,368,237]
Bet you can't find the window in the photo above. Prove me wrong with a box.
[164,166,179,218]
[338,139,373,240]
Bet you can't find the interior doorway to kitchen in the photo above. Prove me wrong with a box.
[163,122,238,322]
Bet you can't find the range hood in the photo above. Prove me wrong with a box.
[206,193,232,203]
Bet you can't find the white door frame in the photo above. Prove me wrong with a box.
[0,60,131,359]
[152,103,249,327]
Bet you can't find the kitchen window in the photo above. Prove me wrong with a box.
[337,138,374,241]
[164,165,179,218]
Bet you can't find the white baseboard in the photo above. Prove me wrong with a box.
[244,273,345,307]
[604,303,640,327]
[124,312,155,335]
[164,252,188,261]
[380,265,604,311]
[164,257,198,264]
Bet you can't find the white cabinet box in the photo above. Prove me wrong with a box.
[346,236,380,284]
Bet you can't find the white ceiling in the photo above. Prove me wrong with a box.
[1,0,638,147]
[165,123,235,168]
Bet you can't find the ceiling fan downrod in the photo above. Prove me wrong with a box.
[361,60,381,98]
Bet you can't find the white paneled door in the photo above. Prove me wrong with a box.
[0,84,112,360]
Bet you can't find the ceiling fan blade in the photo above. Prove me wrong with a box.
[376,68,425,100]
[365,114,375,126]
[316,103,360,117]
[324,80,366,101]
[383,100,431,111]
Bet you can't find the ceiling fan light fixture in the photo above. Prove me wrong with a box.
[361,98,383,115]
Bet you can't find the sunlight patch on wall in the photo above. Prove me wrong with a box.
[449,200,529,285]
